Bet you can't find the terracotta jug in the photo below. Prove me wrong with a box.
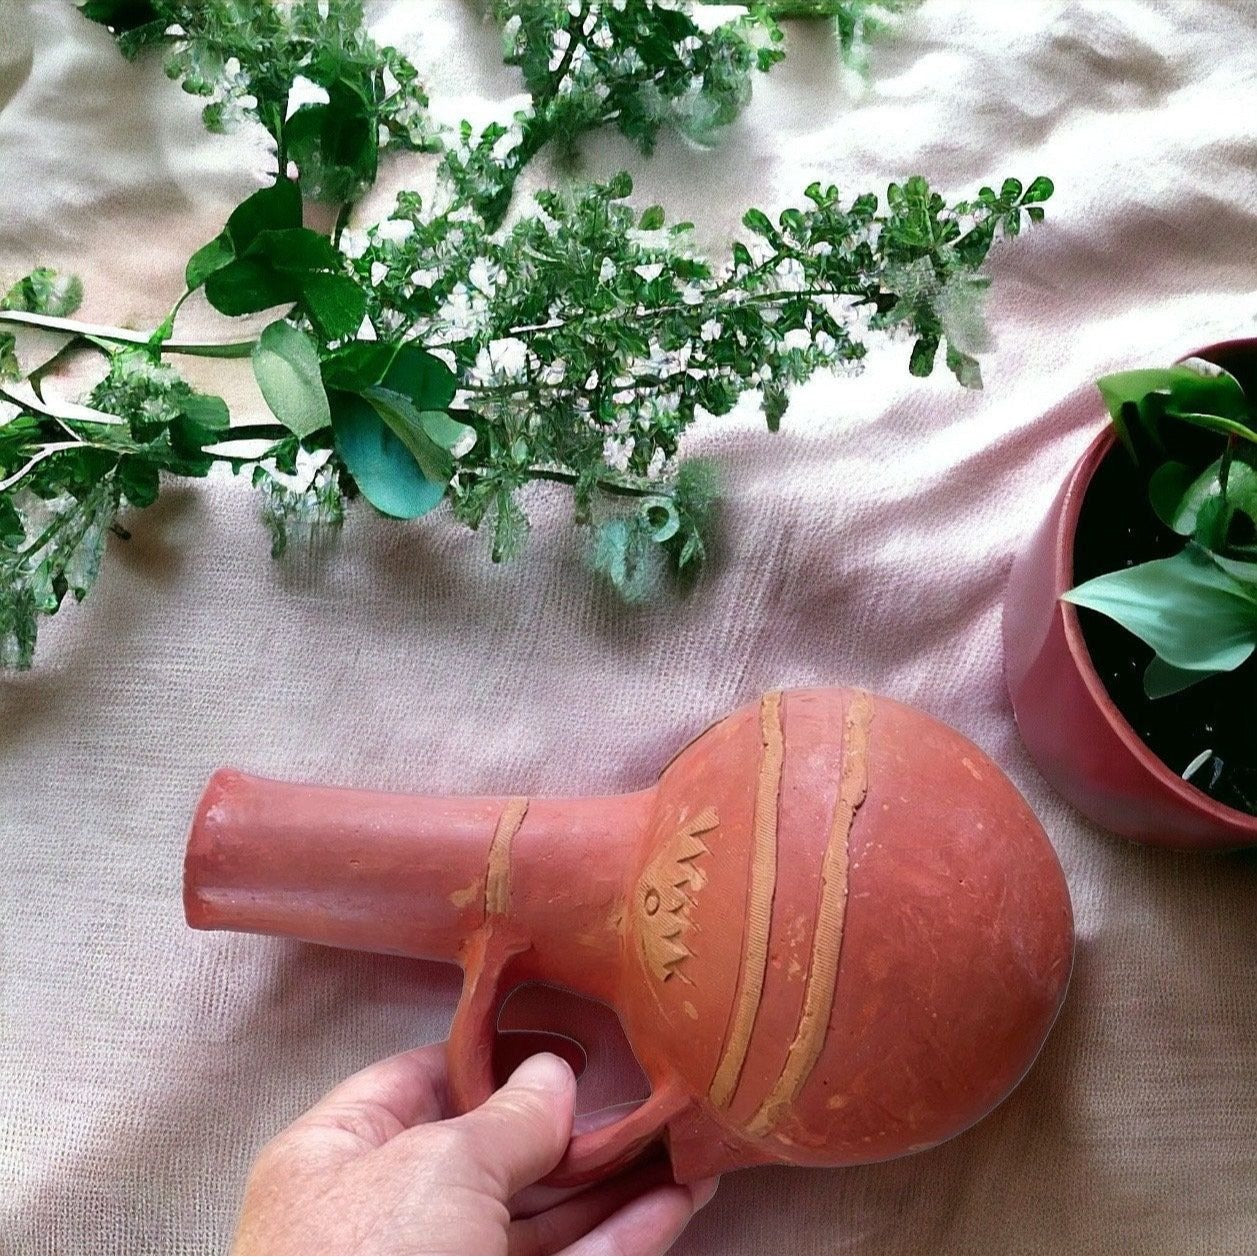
[186,687,1073,1185]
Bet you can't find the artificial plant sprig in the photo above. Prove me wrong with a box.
[450,0,910,229]
[0,0,1051,666]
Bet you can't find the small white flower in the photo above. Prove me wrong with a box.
[598,257,616,283]
[370,261,388,287]
[376,218,414,244]
[338,229,369,260]
[700,318,721,341]
[635,262,664,283]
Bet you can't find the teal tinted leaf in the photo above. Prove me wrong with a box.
[1063,544,1257,673]
[251,321,331,438]
[330,391,445,519]
[641,495,679,542]
[321,340,398,392]
[1209,551,1257,588]
[225,180,303,252]
[185,234,234,290]
[204,259,300,316]
[246,227,341,273]
[361,386,454,484]
[301,272,367,341]
[381,344,457,410]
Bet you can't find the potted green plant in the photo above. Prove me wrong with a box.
[1004,340,1257,850]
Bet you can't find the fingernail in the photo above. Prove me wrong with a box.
[508,1051,573,1094]
[690,1176,720,1211]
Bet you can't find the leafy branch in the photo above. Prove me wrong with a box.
[0,0,1050,666]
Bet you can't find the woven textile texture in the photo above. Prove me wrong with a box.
[1,1,1255,1252]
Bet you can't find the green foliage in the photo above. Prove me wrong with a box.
[448,0,791,228]
[1064,360,1257,697]
[78,0,436,199]
[0,1,1050,664]
[192,181,366,338]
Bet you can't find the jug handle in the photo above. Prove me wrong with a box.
[448,925,687,1186]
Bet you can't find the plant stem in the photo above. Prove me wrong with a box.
[460,464,658,500]
[0,310,256,358]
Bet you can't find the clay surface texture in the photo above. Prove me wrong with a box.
[186,687,1073,1183]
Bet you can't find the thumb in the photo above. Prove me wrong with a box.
[446,1052,577,1199]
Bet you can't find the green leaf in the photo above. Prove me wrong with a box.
[1022,176,1054,203]
[225,181,303,253]
[1170,411,1257,446]
[763,381,788,432]
[330,391,445,519]
[1097,363,1250,455]
[418,410,476,458]
[251,321,331,438]
[204,259,300,317]
[1150,458,1257,545]
[2,268,84,317]
[1143,657,1209,699]
[301,272,367,341]
[246,227,341,273]
[741,208,776,240]
[1148,460,1198,534]
[79,0,160,32]
[909,334,939,377]
[361,386,454,484]
[185,235,235,290]
[639,205,665,230]
[321,340,398,392]
[179,393,230,433]
[381,344,457,410]
[116,456,160,508]
[1064,544,1257,674]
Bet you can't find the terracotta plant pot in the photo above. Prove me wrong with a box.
[186,687,1073,1185]
[1003,339,1257,851]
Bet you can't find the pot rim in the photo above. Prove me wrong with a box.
[1054,336,1257,836]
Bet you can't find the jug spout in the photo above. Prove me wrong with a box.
[186,768,652,999]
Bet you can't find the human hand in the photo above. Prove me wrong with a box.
[232,1041,718,1255]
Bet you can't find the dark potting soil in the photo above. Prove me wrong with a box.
[1071,349,1257,818]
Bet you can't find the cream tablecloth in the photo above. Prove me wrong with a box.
[1,1,1255,1252]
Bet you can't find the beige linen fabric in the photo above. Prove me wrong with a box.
[2,1,1256,1252]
